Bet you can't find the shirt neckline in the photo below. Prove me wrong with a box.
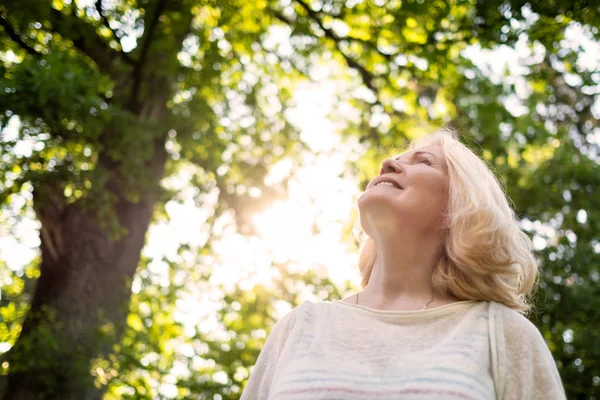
[330,299,479,319]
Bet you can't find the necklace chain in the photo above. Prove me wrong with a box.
[355,292,435,310]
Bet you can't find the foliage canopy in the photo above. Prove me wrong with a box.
[0,0,598,398]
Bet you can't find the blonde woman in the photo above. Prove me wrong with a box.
[241,129,565,400]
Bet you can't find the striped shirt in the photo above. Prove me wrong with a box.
[241,300,565,399]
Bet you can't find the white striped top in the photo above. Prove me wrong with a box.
[241,300,565,400]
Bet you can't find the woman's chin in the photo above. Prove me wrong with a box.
[358,199,407,226]
[358,189,404,211]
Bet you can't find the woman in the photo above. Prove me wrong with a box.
[241,129,565,400]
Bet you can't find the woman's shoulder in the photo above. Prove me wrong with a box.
[488,304,565,398]
[276,299,343,323]
[488,301,546,344]
[269,299,333,337]
[275,299,320,324]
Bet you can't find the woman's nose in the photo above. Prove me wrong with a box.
[380,158,403,174]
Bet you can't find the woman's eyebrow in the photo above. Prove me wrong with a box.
[395,151,438,161]
[413,151,438,160]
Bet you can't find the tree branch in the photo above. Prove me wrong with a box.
[95,1,119,40]
[48,8,132,76]
[94,0,134,65]
[275,1,414,147]
[0,14,41,56]
[128,0,168,112]
[287,0,381,97]
[345,33,396,63]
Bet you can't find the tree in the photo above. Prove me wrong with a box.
[1,0,598,398]
[0,0,303,398]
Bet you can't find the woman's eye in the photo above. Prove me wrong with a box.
[419,158,432,165]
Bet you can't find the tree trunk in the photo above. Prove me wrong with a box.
[0,1,191,395]
[1,97,169,400]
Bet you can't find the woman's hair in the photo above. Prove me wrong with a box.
[354,128,538,314]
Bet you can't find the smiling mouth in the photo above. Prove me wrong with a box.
[373,181,403,190]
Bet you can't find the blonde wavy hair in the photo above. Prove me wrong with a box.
[354,128,538,314]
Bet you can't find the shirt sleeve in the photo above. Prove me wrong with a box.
[240,302,306,400]
[490,302,566,400]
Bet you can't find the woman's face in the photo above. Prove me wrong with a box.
[357,143,450,238]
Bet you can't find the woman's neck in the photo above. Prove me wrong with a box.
[355,235,458,310]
